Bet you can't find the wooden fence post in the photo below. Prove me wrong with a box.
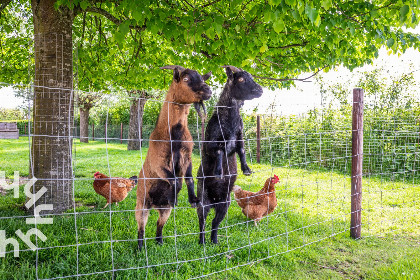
[351,88,363,239]
[120,123,123,144]
[256,115,261,163]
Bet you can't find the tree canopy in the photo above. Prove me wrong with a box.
[1,0,420,90]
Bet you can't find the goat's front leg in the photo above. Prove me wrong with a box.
[236,137,252,175]
[185,161,200,207]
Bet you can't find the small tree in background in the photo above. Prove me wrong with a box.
[127,90,151,150]
[77,92,101,143]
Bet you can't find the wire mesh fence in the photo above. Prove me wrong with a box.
[0,81,419,279]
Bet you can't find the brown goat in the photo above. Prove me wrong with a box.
[136,65,212,250]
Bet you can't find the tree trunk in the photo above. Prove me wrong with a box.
[30,0,74,214]
[79,108,89,143]
[127,98,147,150]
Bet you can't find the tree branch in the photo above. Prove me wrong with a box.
[254,66,328,82]
[0,0,12,15]
[85,6,122,25]
[268,41,308,50]
[200,0,223,8]
[84,6,147,31]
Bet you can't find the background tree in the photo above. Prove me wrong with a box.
[77,91,101,143]
[127,90,151,150]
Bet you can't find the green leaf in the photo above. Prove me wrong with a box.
[264,10,272,22]
[387,37,395,48]
[80,0,88,10]
[214,23,223,36]
[260,44,268,53]
[291,10,300,20]
[206,27,215,39]
[400,5,409,22]
[321,0,332,10]
[132,9,143,23]
[268,0,282,6]
[349,25,355,35]
[305,5,318,24]
[285,0,296,6]
[273,19,285,33]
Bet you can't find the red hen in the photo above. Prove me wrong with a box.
[93,172,137,209]
[233,175,279,225]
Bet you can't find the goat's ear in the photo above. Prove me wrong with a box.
[202,71,212,81]
[225,67,234,80]
[173,68,181,83]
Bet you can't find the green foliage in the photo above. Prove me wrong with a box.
[2,1,420,92]
[0,108,25,121]
[0,1,33,85]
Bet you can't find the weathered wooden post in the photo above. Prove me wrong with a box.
[351,88,363,239]
[256,115,261,163]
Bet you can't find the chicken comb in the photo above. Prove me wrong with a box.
[273,174,279,183]
[94,171,100,177]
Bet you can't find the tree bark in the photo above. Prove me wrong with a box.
[79,108,89,143]
[127,97,147,150]
[30,0,74,214]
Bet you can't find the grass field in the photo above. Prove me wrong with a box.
[0,137,419,279]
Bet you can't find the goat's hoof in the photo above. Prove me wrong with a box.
[189,197,200,208]
[168,199,177,208]
[156,238,163,245]
[243,168,252,176]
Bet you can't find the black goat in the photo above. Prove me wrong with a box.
[196,66,263,244]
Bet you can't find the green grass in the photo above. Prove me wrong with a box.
[0,137,419,279]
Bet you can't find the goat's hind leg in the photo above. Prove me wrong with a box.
[136,205,150,251]
[211,201,230,244]
[156,207,172,244]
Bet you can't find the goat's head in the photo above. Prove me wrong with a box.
[223,66,263,101]
[161,65,212,119]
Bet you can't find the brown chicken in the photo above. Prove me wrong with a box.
[93,172,138,209]
[233,175,279,225]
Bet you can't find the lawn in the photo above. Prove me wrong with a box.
[0,137,419,279]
